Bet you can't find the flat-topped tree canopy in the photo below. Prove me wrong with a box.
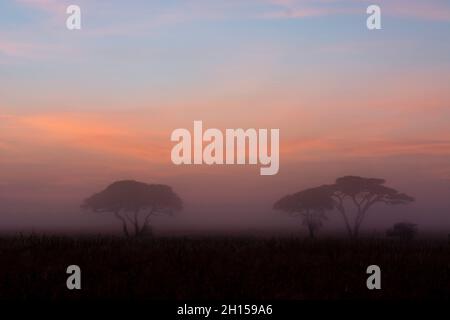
[273,185,335,215]
[332,176,414,205]
[82,180,182,213]
[82,180,182,237]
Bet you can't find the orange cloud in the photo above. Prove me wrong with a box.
[2,113,170,164]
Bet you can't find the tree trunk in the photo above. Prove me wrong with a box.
[352,210,367,239]
[353,218,363,238]
[307,224,315,239]
[114,211,130,238]
[136,208,155,237]
[336,206,353,238]
[133,210,140,237]
[122,223,130,238]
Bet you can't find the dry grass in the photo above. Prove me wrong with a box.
[0,235,449,300]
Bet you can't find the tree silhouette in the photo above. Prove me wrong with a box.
[387,222,418,241]
[82,180,182,237]
[274,185,334,239]
[329,176,414,238]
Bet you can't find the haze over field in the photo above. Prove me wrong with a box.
[1,0,450,234]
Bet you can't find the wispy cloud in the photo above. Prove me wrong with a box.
[264,0,450,21]
[0,40,33,58]
[15,0,68,14]
[1,113,169,164]
[7,0,449,43]
[386,0,450,22]
[0,38,62,59]
[282,137,450,162]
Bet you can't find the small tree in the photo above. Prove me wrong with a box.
[330,176,414,238]
[387,222,418,241]
[82,180,182,237]
[274,185,334,239]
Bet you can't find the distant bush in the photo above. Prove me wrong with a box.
[387,222,418,241]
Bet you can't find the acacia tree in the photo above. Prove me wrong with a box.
[274,185,334,239]
[82,180,182,237]
[329,176,414,238]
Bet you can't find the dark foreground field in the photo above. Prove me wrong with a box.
[0,235,449,300]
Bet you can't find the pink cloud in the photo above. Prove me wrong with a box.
[387,1,450,22]
[264,0,450,21]
[0,40,34,58]
[15,0,67,14]
[282,137,450,162]
[0,38,67,60]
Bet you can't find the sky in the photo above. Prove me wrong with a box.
[1,0,450,235]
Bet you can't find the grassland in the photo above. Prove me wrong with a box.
[0,235,449,300]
